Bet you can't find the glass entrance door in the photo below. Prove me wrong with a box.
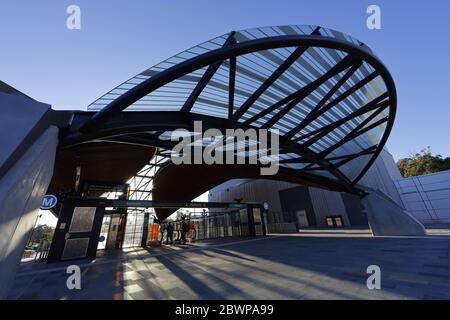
[48,198,105,262]
[123,211,145,248]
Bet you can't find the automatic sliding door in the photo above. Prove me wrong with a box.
[123,211,145,248]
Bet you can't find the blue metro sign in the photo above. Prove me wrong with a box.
[40,194,58,210]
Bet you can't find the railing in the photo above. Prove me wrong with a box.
[21,248,50,262]
[147,210,251,244]
[191,211,250,240]
[264,211,299,234]
[266,222,297,233]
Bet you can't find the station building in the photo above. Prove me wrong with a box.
[0,25,436,298]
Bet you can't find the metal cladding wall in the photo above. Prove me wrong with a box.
[0,92,62,299]
[308,187,350,226]
[359,149,403,206]
[395,170,450,224]
[209,148,404,228]
[209,179,297,213]
[0,127,58,299]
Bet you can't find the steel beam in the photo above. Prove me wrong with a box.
[298,97,389,147]
[228,56,236,119]
[181,32,236,113]
[287,71,379,138]
[78,34,392,133]
[319,116,389,159]
[261,54,357,129]
[284,61,363,140]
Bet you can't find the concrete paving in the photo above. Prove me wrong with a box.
[6,230,450,300]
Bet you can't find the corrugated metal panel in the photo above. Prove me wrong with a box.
[308,188,349,227]
[210,149,408,226]
[360,150,403,206]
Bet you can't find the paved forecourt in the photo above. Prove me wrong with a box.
[7,230,450,300]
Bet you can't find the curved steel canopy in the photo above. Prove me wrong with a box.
[65,25,397,195]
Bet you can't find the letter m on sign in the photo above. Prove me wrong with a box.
[41,195,57,210]
[43,198,54,207]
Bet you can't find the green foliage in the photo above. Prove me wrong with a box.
[397,147,450,178]
[28,224,55,246]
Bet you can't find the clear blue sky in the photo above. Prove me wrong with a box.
[1,0,449,161]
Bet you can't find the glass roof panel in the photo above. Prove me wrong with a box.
[338,154,373,182]
[86,25,394,188]
[305,169,338,180]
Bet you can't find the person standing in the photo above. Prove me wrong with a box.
[180,217,189,245]
[159,222,165,245]
[166,222,174,245]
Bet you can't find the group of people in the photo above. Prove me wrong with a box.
[158,217,190,246]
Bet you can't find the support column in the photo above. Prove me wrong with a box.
[0,127,59,298]
[361,189,426,236]
[0,92,65,299]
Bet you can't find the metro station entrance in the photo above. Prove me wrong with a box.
[47,197,267,262]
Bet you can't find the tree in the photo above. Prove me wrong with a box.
[28,224,55,246]
[397,147,450,178]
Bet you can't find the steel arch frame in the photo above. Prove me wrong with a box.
[65,32,396,195]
